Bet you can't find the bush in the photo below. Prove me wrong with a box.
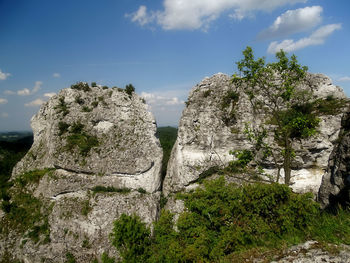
[92,186,131,194]
[111,214,151,263]
[66,133,99,156]
[91,82,97,87]
[71,82,90,92]
[125,84,135,96]
[58,121,70,136]
[55,97,69,116]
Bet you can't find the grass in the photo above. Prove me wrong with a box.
[0,169,54,244]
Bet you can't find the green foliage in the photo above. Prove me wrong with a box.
[111,178,350,263]
[232,47,318,184]
[71,82,91,92]
[74,95,84,105]
[101,252,115,263]
[228,150,254,173]
[315,95,348,115]
[111,214,151,263]
[65,122,99,156]
[55,97,69,116]
[91,82,97,87]
[92,186,131,194]
[137,187,147,194]
[91,100,99,108]
[102,85,109,90]
[58,121,70,136]
[125,84,135,96]
[81,200,91,216]
[156,127,178,180]
[221,90,239,125]
[15,168,55,187]
[0,169,53,244]
[82,106,92,112]
[197,166,220,183]
[203,89,212,97]
[65,252,76,263]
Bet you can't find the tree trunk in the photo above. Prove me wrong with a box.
[283,139,292,185]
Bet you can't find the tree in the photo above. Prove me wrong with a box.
[125,84,135,96]
[232,47,320,185]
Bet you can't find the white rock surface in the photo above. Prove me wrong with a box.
[164,73,346,196]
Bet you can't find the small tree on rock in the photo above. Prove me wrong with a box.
[232,47,322,185]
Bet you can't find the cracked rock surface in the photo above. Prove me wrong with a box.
[1,85,162,262]
[164,73,346,196]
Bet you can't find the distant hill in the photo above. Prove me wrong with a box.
[0,131,33,142]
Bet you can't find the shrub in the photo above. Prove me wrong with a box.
[81,106,92,112]
[125,84,135,96]
[71,82,90,92]
[111,214,151,262]
[91,101,99,108]
[74,95,84,105]
[137,188,147,194]
[102,85,109,90]
[91,82,97,87]
[58,121,70,136]
[66,133,99,156]
[55,97,69,116]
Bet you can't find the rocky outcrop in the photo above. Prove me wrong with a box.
[1,84,162,262]
[13,85,162,193]
[319,108,350,208]
[164,73,346,196]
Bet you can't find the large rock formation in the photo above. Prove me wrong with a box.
[0,84,162,262]
[319,108,350,208]
[164,73,346,196]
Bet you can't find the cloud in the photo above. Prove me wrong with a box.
[0,69,11,80]
[140,89,188,126]
[44,92,56,98]
[17,81,43,96]
[17,88,31,96]
[338,76,350,82]
[24,98,46,107]
[0,112,9,118]
[53,73,61,78]
[0,98,8,104]
[4,90,15,95]
[259,6,323,39]
[127,0,306,30]
[267,23,342,54]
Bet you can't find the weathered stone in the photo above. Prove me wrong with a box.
[319,108,350,208]
[1,85,162,262]
[164,73,346,196]
[13,85,162,193]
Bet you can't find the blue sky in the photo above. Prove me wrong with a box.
[0,0,349,131]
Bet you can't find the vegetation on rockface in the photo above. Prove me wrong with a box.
[0,169,54,245]
[125,84,135,96]
[92,186,131,194]
[71,82,91,92]
[61,121,99,157]
[55,96,69,116]
[221,90,240,126]
[231,47,348,185]
[111,177,350,263]
[156,127,178,180]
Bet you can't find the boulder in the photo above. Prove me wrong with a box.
[319,108,350,208]
[163,73,346,196]
[1,84,162,262]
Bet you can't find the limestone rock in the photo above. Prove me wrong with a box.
[318,108,350,208]
[164,73,346,196]
[13,85,162,193]
[1,84,162,262]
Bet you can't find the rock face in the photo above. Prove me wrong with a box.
[13,85,162,193]
[1,84,162,262]
[319,108,350,208]
[164,73,346,196]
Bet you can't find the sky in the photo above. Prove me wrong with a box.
[0,0,349,131]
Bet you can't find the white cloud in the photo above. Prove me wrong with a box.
[268,23,342,54]
[17,81,43,96]
[0,98,8,104]
[53,73,60,78]
[4,90,15,95]
[0,112,9,118]
[0,69,11,80]
[140,88,188,126]
[24,98,46,107]
[338,76,350,82]
[32,81,42,93]
[17,88,31,96]
[127,0,306,30]
[259,6,322,39]
[44,92,56,98]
